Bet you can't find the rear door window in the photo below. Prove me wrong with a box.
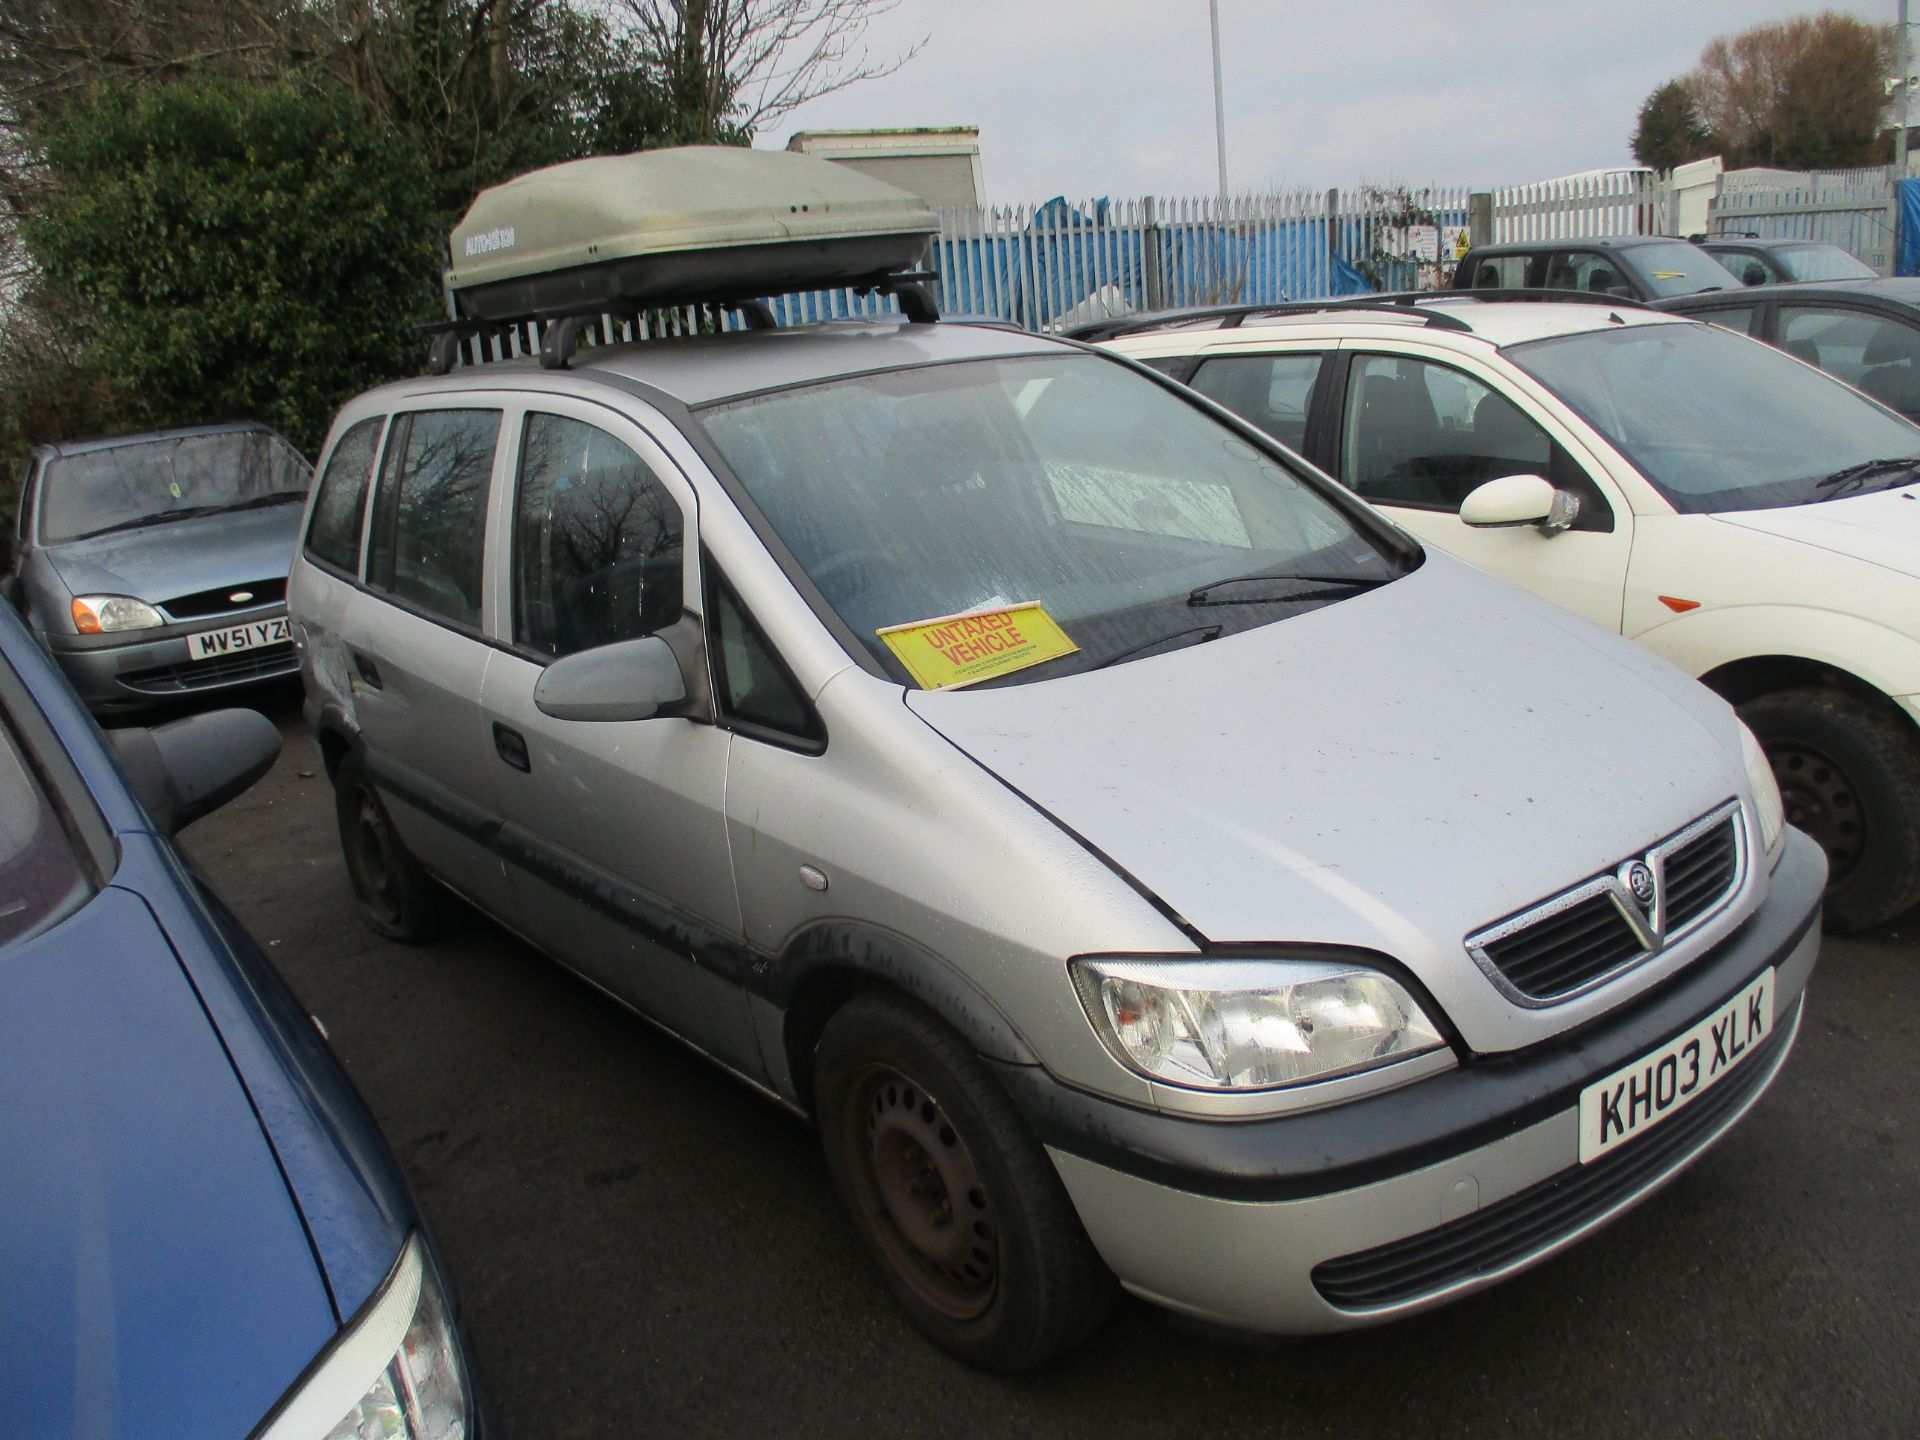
[1693,306,1758,336]
[304,416,384,574]
[1465,254,1530,288]
[367,409,501,629]
[1189,353,1326,453]
[511,413,685,657]
[1781,305,1920,416]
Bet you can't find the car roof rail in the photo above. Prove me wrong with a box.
[1064,298,1477,343]
[1413,287,1655,311]
[421,269,942,375]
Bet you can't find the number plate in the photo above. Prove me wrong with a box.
[188,616,291,662]
[1578,968,1773,1163]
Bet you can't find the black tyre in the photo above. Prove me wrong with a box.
[1740,687,1920,932]
[333,751,445,943]
[814,992,1115,1371]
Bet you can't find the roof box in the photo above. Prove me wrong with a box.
[444,146,939,322]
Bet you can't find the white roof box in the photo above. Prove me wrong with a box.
[445,145,939,322]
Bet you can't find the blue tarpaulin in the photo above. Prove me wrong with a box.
[1898,179,1920,277]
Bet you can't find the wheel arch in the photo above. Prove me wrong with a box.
[1698,653,1913,729]
[311,704,358,782]
[773,922,1042,1119]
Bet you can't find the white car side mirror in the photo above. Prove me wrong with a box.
[1459,474,1580,535]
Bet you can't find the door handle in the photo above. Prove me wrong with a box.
[352,651,383,690]
[492,722,531,773]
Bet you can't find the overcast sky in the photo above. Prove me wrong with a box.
[766,1,1894,202]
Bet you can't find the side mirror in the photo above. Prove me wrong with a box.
[107,708,281,834]
[1459,474,1580,535]
[534,634,688,723]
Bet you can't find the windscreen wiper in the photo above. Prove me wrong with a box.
[1811,457,1920,501]
[61,505,226,543]
[1092,624,1224,670]
[201,492,308,515]
[1187,571,1390,607]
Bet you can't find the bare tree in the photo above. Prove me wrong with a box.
[1686,14,1892,170]
[615,0,923,140]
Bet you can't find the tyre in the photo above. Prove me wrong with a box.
[814,992,1115,1371]
[333,750,445,943]
[1740,687,1920,932]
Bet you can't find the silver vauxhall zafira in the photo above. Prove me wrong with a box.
[290,318,1823,1371]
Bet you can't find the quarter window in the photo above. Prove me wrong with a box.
[1189,353,1325,453]
[1695,307,1757,337]
[711,578,821,745]
[305,417,383,573]
[1341,355,1554,511]
[513,413,684,658]
[368,409,500,629]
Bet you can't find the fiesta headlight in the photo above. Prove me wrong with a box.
[71,594,164,633]
[1071,956,1446,1091]
[1738,721,1786,863]
[259,1233,471,1440]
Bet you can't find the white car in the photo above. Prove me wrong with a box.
[1096,298,1920,931]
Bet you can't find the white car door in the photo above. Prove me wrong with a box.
[1330,345,1636,632]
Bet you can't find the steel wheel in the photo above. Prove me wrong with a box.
[331,751,443,943]
[344,783,407,929]
[1771,739,1865,884]
[840,1063,999,1322]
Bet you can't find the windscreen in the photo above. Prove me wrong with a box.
[1774,246,1877,282]
[1508,321,1920,512]
[41,430,311,544]
[700,354,1406,686]
[1627,241,1742,297]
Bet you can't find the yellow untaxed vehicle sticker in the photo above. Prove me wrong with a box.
[878,602,1079,690]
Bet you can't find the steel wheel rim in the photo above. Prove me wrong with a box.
[1772,741,1866,883]
[345,787,405,926]
[841,1063,998,1321]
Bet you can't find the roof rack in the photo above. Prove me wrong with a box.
[1062,298,1476,343]
[422,269,941,375]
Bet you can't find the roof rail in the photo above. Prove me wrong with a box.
[1063,298,1475,343]
[422,268,942,375]
[1398,288,1654,311]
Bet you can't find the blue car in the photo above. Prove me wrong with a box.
[0,596,483,1437]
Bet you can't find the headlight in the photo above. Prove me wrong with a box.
[1071,956,1445,1091]
[71,593,164,633]
[1738,721,1786,862]
[259,1233,471,1440]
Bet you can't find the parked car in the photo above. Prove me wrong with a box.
[1655,277,1920,424]
[291,148,1821,1371]
[1693,236,1877,287]
[0,597,483,1437]
[1451,234,1741,300]
[4,422,311,713]
[1097,295,1920,931]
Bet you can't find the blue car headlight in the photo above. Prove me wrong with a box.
[258,1234,471,1440]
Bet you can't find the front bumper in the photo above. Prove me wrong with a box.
[1008,827,1825,1336]
[47,608,297,711]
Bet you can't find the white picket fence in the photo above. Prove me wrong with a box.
[1492,170,1667,243]
[1709,172,1897,275]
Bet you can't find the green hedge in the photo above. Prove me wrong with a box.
[26,79,443,457]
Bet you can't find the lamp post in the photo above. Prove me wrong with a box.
[1899,0,1911,176]
[1210,0,1229,201]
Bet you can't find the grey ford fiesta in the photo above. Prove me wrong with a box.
[4,422,311,713]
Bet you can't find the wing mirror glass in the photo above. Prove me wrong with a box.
[534,634,689,722]
[1459,474,1580,535]
[107,708,281,834]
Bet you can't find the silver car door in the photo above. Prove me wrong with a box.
[339,403,510,904]
[476,398,756,1075]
